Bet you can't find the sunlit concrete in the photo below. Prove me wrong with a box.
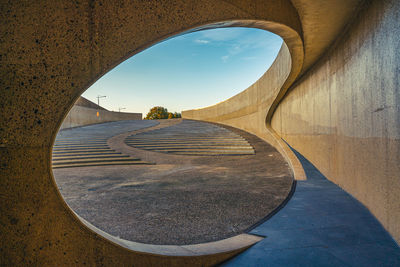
[54,119,292,246]
[1,0,398,266]
[60,97,142,129]
[183,0,400,246]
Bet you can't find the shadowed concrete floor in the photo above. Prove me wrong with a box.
[222,147,400,266]
[53,120,293,245]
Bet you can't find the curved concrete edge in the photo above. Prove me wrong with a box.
[77,212,263,257]
[183,23,305,180]
[265,129,307,181]
[186,119,307,181]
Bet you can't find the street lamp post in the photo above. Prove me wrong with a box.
[118,107,126,112]
[96,95,106,107]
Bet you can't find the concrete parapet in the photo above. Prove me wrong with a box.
[60,105,142,130]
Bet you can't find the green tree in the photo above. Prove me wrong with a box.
[145,106,182,120]
[145,106,169,120]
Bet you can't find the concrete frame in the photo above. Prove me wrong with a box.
[1,0,398,265]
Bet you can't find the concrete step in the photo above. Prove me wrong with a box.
[53,146,110,150]
[55,139,108,142]
[141,146,254,151]
[52,157,142,165]
[52,154,131,160]
[126,137,244,141]
[52,149,114,154]
[52,152,122,157]
[152,149,255,154]
[172,151,255,156]
[125,142,250,147]
[52,161,153,169]
[53,144,108,148]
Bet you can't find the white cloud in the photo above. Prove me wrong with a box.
[200,28,241,41]
[221,55,229,62]
[229,44,242,55]
[242,56,257,61]
[194,39,210,44]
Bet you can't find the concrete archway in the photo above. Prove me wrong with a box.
[2,0,398,265]
[1,1,304,265]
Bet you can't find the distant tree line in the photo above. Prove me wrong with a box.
[144,106,182,120]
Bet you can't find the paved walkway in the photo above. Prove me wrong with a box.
[223,147,400,266]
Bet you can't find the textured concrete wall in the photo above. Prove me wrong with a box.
[271,0,400,243]
[183,43,307,180]
[3,0,395,265]
[0,1,305,265]
[60,105,142,130]
[183,0,399,244]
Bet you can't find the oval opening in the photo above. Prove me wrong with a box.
[52,27,292,248]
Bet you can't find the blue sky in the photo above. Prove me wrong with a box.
[82,27,282,116]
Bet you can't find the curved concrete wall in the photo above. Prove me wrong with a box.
[183,43,307,180]
[184,0,400,244]
[1,0,397,265]
[0,1,304,265]
[60,105,142,130]
[271,0,400,243]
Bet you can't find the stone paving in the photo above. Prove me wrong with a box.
[222,147,400,267]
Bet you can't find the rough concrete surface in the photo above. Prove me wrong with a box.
[183,0,400,245]
[2,0,398,265]
[60,97,142,130]
[53,120,293,245]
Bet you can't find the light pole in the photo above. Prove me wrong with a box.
[96,95,106,107]
[118,107,126,112]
